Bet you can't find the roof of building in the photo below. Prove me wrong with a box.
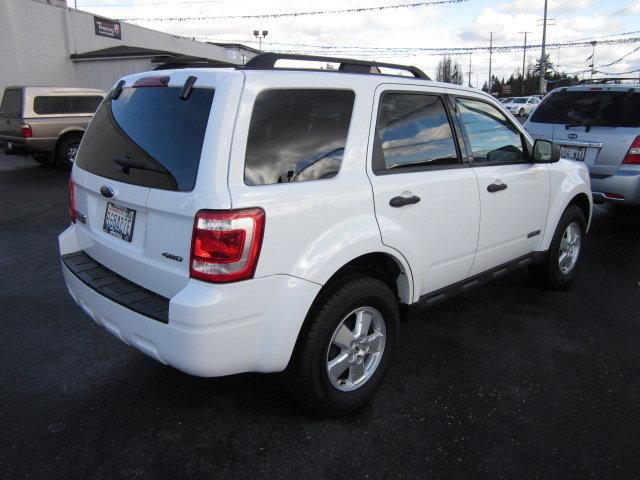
[209,42,261,55]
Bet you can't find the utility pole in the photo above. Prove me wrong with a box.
[519,31,531,95]
[468,53,472,87]
[590,41,597,79]
[539,0,548,94]
[488,32,494,94]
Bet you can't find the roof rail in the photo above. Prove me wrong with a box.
[578,77,640,85]
[243,52,430,80]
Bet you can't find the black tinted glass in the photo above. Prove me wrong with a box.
[457,98,524,164]
[531,90,640,127]
[71,96,103,113]
[34,96,72,114]
[1,89,22,117]
[34,96,103,114]
[76,87,214,191]
[244,89,355,186]
[374,93,458,172]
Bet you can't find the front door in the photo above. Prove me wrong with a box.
[452,95,550,275]
[367,86,480,299]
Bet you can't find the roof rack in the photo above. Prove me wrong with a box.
[578,77,640,85]
[243,52,430,80]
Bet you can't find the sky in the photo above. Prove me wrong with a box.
[75,0,640,87]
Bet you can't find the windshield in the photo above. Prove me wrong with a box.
[531,89,640,127]
[75,86,214,191]
[512,98,527,104]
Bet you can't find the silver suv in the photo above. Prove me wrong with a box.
[525,83,640,205]
[0,86,105,167]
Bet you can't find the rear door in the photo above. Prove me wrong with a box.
[367,85,480,297]
[452,94,550,275]
[71,71,242,298]
[0,88,23,139]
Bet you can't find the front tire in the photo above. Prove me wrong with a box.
[530,205,586,290]
[282,274,400,416]
[519,108,525,117]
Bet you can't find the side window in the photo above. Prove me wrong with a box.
[373,92,459,173]
[456,98,525,164]
[70,96,103,113]
[0,89,23,117]
[34,96,73,115]
[244,89,355,186]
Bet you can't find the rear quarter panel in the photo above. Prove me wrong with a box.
[227,72,414,302]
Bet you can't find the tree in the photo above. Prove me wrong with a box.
[436,55,464,85]
[533,53,554,78]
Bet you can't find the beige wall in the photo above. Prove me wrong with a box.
[0,0,244,98]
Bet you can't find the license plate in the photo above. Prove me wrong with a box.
[7,142,12,149]
[103,202,136,242]
[560,145,586,161]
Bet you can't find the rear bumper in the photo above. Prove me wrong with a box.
[1,136,55,155]
[590,169,640,205]
[59,226,322,377]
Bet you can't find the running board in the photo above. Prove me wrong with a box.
[412,252,544,311]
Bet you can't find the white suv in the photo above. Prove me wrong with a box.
[59,54,592,415]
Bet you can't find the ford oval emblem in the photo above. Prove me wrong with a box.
[568,133,578,140]
[100,185,114,198]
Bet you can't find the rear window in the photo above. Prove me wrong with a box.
[531,90,640,127]
[0,89,22,118]
[244,89,355,186]
[34,95,103,115]
[75,86,214,191]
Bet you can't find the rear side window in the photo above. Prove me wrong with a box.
[244,89,355,186]
[0,89,22,118]
[373,93,459,173]
[456,98,524,164]
[76,86,214,191]
[531,90,640,127]
[34,96,103,115]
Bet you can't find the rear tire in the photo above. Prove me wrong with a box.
[530,205,586,290]
[282,274,400,416]
[55,134,82,169]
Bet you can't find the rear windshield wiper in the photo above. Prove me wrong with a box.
[113,155,167,175]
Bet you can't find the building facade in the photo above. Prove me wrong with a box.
[0,0,256,98]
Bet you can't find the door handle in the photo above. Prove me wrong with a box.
[389,195,421,207]
[487,182,508,193]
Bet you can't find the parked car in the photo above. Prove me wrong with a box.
[504,96,541,116]
[525,83,640,205]
[0,86,105,167]
[58,53,592,415]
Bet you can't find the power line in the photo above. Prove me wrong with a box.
[118,0,468,21]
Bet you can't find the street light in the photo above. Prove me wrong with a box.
[254,30,268,52]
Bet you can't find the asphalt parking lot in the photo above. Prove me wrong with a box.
[1,153,639,479]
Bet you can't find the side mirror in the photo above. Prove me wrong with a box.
[532,139,559,163]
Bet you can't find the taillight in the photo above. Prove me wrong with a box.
[190,208,265,283]
[68,179,77,223]
[20,124,32,138]
[623,136,640,164]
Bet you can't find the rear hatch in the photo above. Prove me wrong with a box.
[71,70,243,298]
[0,88,24,142]
[529,88,640,176]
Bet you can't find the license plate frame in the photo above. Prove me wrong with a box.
[103,202,136,243]
[559,145,586,161]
